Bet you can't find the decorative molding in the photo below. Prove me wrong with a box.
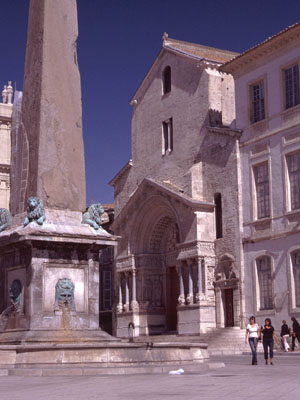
[220,22,300,75]
[115,255,134,272]
[177,240,215,261]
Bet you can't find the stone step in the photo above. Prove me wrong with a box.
[0,361,225,377]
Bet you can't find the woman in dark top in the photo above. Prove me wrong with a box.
[261,318,279,365]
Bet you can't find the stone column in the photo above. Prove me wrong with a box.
[186,262,194,305]
[116,273,123,313]
[124,272,130,311]
[131,270,139,311]
[196,257,205,303]
[177,263,185,305]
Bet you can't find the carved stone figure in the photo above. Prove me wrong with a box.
[24,196,46,226]
[2,85,7,103]
[7,81,13,104]
[82,203,105,230]
[154,278,163,307]
[54,278,75,310]
[178,293,185,306]
[0,208,12,232]
[9,279,22,312]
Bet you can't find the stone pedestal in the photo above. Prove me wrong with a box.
[177,303,216,335]
[0,209,118,344]
[116,310,166,338]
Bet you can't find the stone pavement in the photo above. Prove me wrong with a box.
[0,353,299,400]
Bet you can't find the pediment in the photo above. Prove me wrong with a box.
[112,178,214,230]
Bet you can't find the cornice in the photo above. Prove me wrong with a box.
[220,22,300,75]
[0,164,10,173]
[109,160,133,186]
[208,126,242,139]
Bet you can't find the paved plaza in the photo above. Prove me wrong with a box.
[0,353,299,400]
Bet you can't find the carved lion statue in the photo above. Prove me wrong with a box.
[0,208,12,232]
[24,196,46,226]
[82,203,105,230]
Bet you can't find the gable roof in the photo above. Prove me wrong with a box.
[163,34,239,64]
[130,34,239,104]
[220,21,300,74]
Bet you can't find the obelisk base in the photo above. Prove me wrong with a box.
[0,209,118,344]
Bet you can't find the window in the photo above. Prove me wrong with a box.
[214,193,223,239]
[287,152,300,210]
[253,163,270,219]
[162,118,173,155]
[257,256,273,310]
[250,81,265,123]
[100,247,114,264]
[163,66,171,94]
[291,251,300,307]
[102,270,112,310]
[284,64,300,109]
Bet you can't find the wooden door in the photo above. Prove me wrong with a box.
[224,288,234,327]
[166,266,179,331]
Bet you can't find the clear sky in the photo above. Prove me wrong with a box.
[0,1,299,205]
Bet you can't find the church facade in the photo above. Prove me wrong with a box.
[111,23,300,337]
[110,35,244,336]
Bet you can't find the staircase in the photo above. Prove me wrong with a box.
[131,328,250,355]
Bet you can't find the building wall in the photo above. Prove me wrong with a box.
[114,51,236,215]
[234,39,300,328]
[0,95,13,209]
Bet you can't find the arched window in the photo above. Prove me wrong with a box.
[162,66,171,94]
[291,250,300,307]
[256,256,273,310]
[214,193,223,239]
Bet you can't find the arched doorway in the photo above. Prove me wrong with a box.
[130,196,181,334]
[215,254,240,328]
[148,216,180,332]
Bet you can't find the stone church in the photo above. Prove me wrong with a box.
[111,23,300,338]
[110,34,244,337]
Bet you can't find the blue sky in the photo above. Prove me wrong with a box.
[0,0,299,205]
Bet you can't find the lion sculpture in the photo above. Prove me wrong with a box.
[0,208,12,232]
[82,203,105,231]
[24,196,46,227]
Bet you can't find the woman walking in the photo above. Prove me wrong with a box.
[245,316,260,365]
[261,318,279,365]
[280,320,290,352]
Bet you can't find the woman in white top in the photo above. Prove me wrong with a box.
[245,315,260,365]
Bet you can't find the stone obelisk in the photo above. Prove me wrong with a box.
[19,0,86,212]
[0,0,118,344]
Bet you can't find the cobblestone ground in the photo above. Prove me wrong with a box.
[1,354,299,400]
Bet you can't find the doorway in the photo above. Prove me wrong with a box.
[224,288,234,327]
[166,266,179,331]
